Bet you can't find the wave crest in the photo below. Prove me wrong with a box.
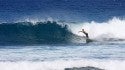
[70,17,125,41]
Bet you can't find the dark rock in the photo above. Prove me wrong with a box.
[65,66,104,70]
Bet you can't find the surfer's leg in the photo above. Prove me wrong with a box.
[86,38,92,43]
[86,39,89,43]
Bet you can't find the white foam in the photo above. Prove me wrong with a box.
[15,17,58,25]
[70,17,125,40]
[0,60,125,70]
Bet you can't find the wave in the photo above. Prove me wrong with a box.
[0,21,79,45]
[70,17,125,42]
[1,17,125,45]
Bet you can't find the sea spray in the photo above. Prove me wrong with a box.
[70,17,125,41]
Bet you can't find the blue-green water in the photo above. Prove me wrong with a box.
[0,42,125,70]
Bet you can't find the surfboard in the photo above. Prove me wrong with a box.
[86,38,93,43]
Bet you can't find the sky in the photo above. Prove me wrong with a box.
[0,0,125,22]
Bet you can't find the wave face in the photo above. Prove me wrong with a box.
[0,21,76,45]
[1,17,125,45]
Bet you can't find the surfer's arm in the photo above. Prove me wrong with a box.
[78,31,83,33]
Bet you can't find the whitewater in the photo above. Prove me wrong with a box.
[0,17,125,70]
[70,17,125,40]
[0,44,125,70]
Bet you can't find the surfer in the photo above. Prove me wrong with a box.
[79,29,92,43]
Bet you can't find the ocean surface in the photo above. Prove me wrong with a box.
[0,42,125,70]
[0,0,125,70]
[0,18,125,70]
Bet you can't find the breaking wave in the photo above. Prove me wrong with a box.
[0,21,78,45]
[0,17,125,45]
[70,17,125,42]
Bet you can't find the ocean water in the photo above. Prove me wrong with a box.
[0,42,125,70]
[0,17,125,70]
[0,0,125,70]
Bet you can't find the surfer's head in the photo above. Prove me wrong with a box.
[82,29,85,32]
